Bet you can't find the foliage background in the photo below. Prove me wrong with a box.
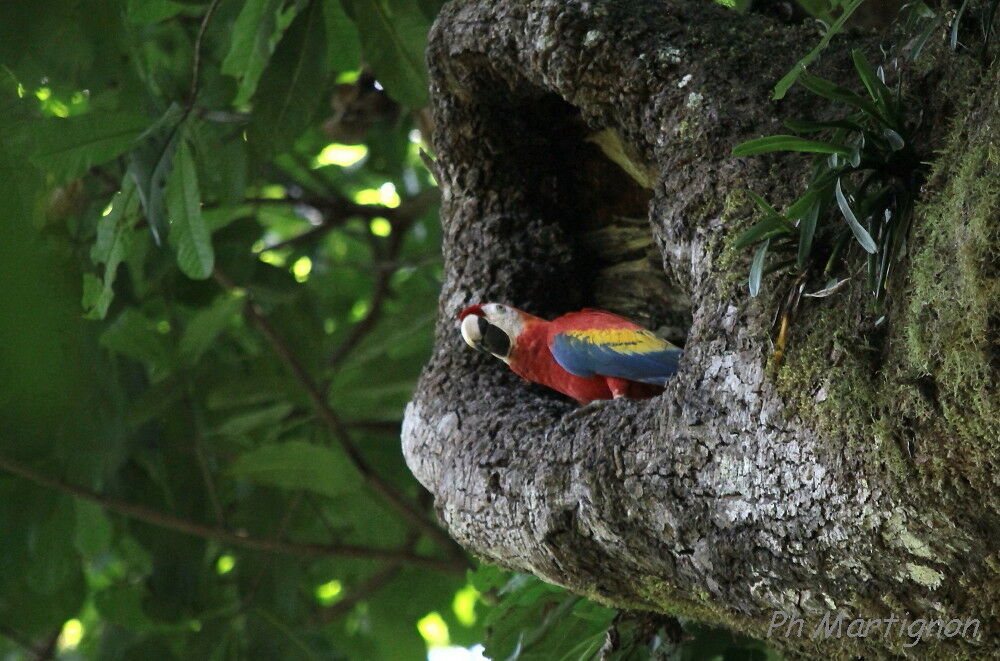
[0,0,803,658]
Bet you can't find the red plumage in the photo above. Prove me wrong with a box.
[459,304,668,405]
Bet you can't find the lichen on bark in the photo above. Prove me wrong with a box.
[402,0,1000,656]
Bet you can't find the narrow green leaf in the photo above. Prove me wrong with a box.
[951,0,971,50]
[228,441,361,497]
[221,0,288,106]
[85,178,141,319]
[734,216,793,249]
[166,138,214,279]
[797,198,820,269]
[747,190,776,214]
[342,0,430,108]
[749,239,769,297]
[250,0,331,153]
[786,187,825,220]
[127,107,182,245]
[834,179,876,253]
[797,71,882,120]
[909,14,943,62]
[784,118,863,133]
[850,49,893,117]
[771,0,865,100]
[732,135,851,157]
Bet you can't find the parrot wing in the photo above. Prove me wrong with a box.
[548,312,682,386]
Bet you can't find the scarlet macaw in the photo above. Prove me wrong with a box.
[459,303,682,405]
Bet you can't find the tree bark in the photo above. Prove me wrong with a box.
[402,0,1000,657]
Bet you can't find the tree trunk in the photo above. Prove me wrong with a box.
[402,0,1000,656]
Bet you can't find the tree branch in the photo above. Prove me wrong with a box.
[0,454,461,574]
[324,190,438,372]
[213,269,470,568]
[184,0,223,116]
[313,531,420,625]
[0,623,48,660]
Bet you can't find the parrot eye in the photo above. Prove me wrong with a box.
[481,323,511,357]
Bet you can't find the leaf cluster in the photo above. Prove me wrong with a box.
[732,49,921,301]
[0,1,469,659]
[467,566,778,661]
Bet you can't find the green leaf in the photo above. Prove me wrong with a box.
[250,0,332,153]
[342,0,430,108]
[99,308,172,370]
[166,137,215,279]
[771,0,865,100]
[850,49,894,120]
[749,239,769,297]
[786,187,826,220]
[228,441,361,497]
[909,13,944,62]
[128,106,183,245]
[178,293,246,364]
[25,497,79,595]
[734,215,793,249]
[206,377,297,409]
[323,0,361,70]
[793,0,834,21]
[85,178,141,319]
[27,111,149,182]
[883,128,905,151]
[732,135,851,157]
[797,71,882,121]
[835,179,876,253]
[747,190,776,214]
[950,0,971,51]
[216,402,295,437]
[126,0,188,24]
[222,0,288,107]
[783,118,863,133]
[797,198,821,269]
[479,574,615,661]
[74,500,113,558]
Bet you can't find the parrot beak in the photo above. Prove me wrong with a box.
[460,312,512,359]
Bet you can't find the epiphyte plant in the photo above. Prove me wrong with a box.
[732,48,921,303]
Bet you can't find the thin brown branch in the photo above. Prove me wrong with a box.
[184,0,223,116]
[252,197,396,253]
[183,391,226,526]
[324,255,396,371]
[0,454,462,574]
[314,563,403,625]
[243,493,306,609]
[323,190,439,372]
[313,531,419,625]
[305,493,352,540]
[34,630,59,661]
[213,269,470,567]
[0,624,46,659]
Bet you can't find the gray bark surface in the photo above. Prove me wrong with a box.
[402,0,1000,656]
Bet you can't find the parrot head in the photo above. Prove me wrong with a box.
[458,303,526,363]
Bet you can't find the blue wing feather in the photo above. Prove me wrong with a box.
[550,329,682,386]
